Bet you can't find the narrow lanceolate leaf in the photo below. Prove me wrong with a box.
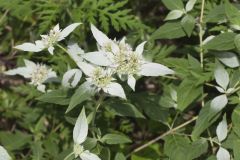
[204,32,236,51]
[73,107,88,144]
[216,116,228,142]
[162,0,184,10]
[234,34,240,51]
[210,94,228,113]
[101,134,132,144]
[185,0,197,12]
[0,146,11,160]
[151,22,186,39]
[214,65,229,90]
[181,15,195,37]
[67,82,95,113]
[165,10,184,21]
[216,147,230,160]
[217,52,240,68]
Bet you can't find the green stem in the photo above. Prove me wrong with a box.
[126,116,198,158]
[91,94,104,127]
[64,152,74,160]
[57,43,70,54]
[199,0,205,107]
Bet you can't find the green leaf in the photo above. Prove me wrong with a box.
[177,79,202,111]
[204,32,236,51]
[192,102,221,138]
[233,139,240,159]
[0,131,31,151]
[151,22,186,40]
[31,142,44,160]
[232,107,240,137]
[100,147,111,160]
[101,134,132,144]
[225,1,240,27]
[66,82,95,113]
[206,4,225,23]
[165,10,184,21]
[234,34,240,51]
[164,135,208,160]
[105,100,145,118]
[36,89,71,105]
[185,0,197,12]
[181,14,195,37]
[216,52,240,68]
[162,0,184,10]
[114,152,126,160]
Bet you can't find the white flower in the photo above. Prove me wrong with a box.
[85,24,175,90]
[73,108,101,160]
[4,59,57,92]
[79,62,126,99]
[15,23,81,55]
[62,68,82,88]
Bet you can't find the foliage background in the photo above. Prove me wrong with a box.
[0,0,240,160]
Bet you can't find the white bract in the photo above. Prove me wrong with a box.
[216,116,228,142]
[4,59,57,92]
[72,108,101,160]
[84,24,174,91]
[62,68,82,88]
[216,147,230,160]
[15,23,81,55]
[0,146,11,160]
[210,65,231,112]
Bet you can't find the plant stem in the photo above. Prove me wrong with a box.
[126,116,198,158]
[199,0,205,107]
[199,0,205,68]
[64,152,74,160]
[91,94,104,127]
[57,43,70,55]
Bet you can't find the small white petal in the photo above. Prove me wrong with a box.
[216,147,230,160]
[214,65,229,90]
[4,67,32,78]
[47,70,57,79]
[0,146,11,160]
[67,43,84,66]
[216,117,228,142]
[48,46,55,55]
[37,84,46,92]
[135,41,147,56]
[210,94,228,113]
[127,75,136,91]
[73,107,88,144]
[80,150,101,160]
[91,24,111,46]
[53,23,60,32]
[83,51,112,66]
[139,62,174,76]
[62,69,82,88]
[59,23,81,41]
[103,82,126,99]
[14,43,43,52]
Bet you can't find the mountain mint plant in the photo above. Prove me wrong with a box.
[2,0,240,159]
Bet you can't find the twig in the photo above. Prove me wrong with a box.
[126,116,198,158]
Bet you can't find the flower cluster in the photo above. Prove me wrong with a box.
[5,23,174,97]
